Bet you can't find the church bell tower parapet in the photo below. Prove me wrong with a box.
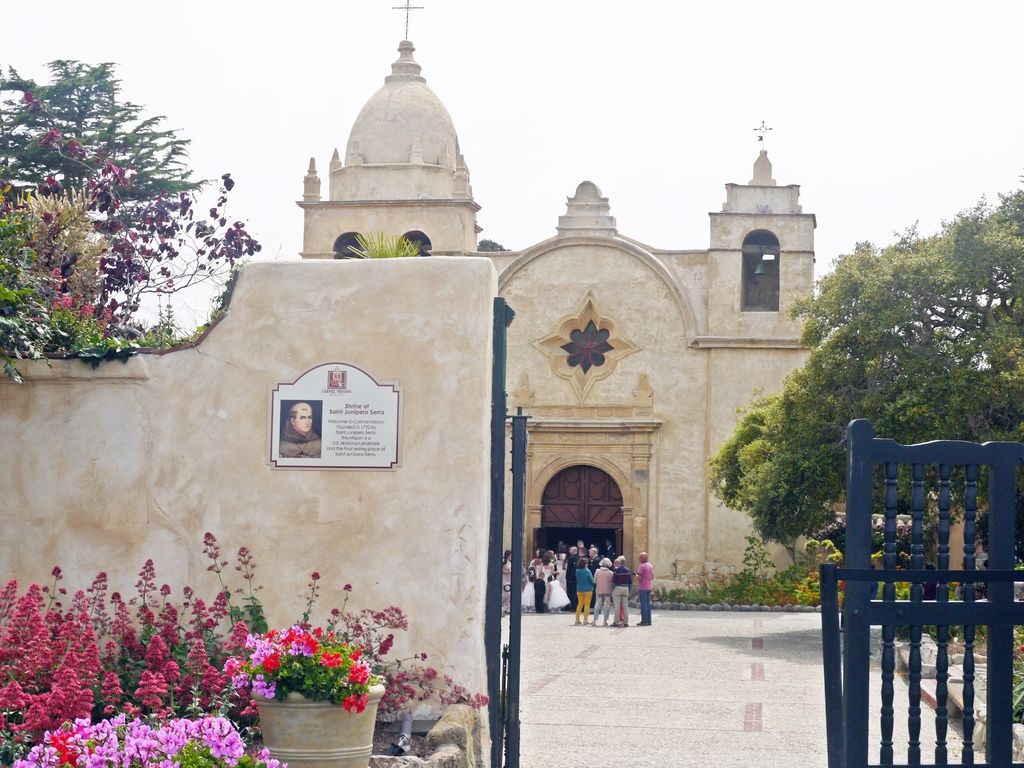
[704,150,816,340]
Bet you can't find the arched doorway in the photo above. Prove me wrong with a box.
[536,465,623,556]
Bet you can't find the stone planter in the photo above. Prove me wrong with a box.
[257,685,386,768]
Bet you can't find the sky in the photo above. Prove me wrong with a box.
[6,0,1024,325]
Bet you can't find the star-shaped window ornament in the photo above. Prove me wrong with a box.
[532,292,639,402]
[561,320,613,373]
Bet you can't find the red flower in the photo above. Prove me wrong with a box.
[263,652,281,673]
[342,693,368,714]
[49,730,79,767]
[320,652,344,668]
[349,663,369,685]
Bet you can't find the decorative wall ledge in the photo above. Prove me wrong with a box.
[689,336,804,350]
[1,356,154,383]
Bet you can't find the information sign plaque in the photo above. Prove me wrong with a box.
[270,363,400,469]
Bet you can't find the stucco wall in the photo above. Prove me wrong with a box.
[704,346,810,566]
[0,257,497,699]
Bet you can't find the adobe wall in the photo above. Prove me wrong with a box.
[0,257,497,704]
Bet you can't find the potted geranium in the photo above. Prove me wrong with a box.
[226,625,385,768]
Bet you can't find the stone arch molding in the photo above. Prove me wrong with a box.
[497,234,699,337]
[530,454,634,517]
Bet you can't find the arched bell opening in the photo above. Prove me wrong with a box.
[402,230,432,257]
[332,232,363,259]
[741,229,780,311]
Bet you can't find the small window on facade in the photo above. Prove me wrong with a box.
[402,230,432,257]
[333,232,362,259]
[741,230,780,311]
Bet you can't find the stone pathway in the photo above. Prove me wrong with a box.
[509,609,965,767]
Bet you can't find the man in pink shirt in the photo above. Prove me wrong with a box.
[635,552,655,626]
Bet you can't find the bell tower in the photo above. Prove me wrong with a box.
[706,150,815,340]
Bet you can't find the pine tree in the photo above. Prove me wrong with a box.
[0,61,197,199]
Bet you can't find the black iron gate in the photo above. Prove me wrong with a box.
[484,298,527,768]
[820,419,1024,767]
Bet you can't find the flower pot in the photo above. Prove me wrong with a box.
[256,685,386,768]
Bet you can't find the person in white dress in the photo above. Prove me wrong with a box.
[521,566,537,613]
[543,553,571,610]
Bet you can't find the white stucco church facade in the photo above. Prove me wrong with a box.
[297,40,816,576]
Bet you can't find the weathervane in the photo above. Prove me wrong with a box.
[754,120,773,148]
[392,0,424,40]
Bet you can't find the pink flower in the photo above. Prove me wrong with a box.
[134,670,168,710]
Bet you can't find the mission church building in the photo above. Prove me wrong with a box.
[297,40,816,576]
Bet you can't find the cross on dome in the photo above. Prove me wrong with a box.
[392,0,424,40]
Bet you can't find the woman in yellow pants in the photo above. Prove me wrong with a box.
[574,557,595,625]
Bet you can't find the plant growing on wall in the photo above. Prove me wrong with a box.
[0,62,262,380]
[345,233,420,259]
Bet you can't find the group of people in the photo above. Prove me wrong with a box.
[500,540,655,627]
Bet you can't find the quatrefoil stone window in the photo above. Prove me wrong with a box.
[532,292,638,401]
[562,320,613,373]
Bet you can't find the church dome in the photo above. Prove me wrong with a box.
[345,41,459,169]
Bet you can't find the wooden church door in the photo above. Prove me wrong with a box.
[540,465,623,551]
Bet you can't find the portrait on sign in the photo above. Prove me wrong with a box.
[279,400,323,458]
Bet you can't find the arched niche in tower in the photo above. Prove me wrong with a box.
[403,230,432,257]
[332,232,362,259]
[741,229,780,312]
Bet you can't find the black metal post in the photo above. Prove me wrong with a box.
[504,408,528,768]
[497,642,509,764]
[985,458,1017,766]
[819,563,845,768]
[486,298,513,768]
[842,419,874,768]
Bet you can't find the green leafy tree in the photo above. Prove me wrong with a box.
[477,238,508,252]
[710,186,1024,544]
[0,61,197,199]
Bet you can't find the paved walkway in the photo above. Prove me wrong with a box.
[509,609,965,767]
